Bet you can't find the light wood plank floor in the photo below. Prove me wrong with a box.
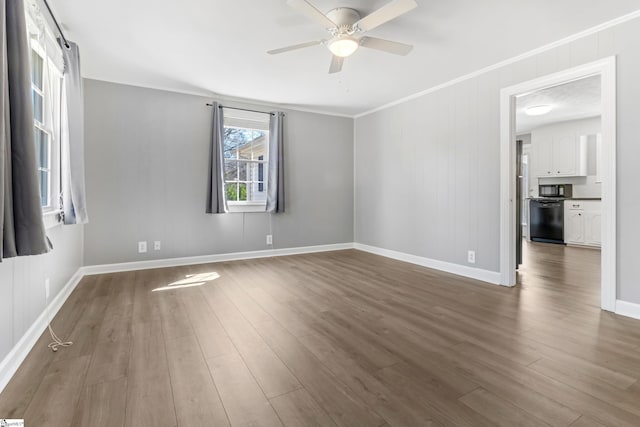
[2,243,640,427]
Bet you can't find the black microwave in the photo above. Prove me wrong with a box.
[539,184,572,198]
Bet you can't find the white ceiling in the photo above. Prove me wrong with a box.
[515,75,601,134]
[50,0,640,116]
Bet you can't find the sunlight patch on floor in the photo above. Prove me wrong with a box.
[152,272,220,292]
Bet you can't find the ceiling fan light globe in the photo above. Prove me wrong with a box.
[328,36,359,57]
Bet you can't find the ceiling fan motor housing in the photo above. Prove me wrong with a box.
[326,8,361,34]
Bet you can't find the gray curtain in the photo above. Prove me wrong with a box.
[266,112,285,213]
[60,41,88,224]
[206,102,227,213]
[0,0,51,260]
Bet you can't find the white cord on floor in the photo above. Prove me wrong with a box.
[47,324,72,352]
[44,290,73,352]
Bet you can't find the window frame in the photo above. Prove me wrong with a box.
[222,116,270,213]
[26,10,64,228]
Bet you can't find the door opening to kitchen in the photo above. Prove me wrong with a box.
[514,75,602,305]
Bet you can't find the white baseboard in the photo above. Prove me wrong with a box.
[79,243,355,276]
[0,270,84,394]
[353,243,502,285]
[615,300,640,320]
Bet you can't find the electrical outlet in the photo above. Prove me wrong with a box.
[45,278,50,299]
[266,234,273,245]
[154,241,161,251]
[138,241,147,253]
[467,250,476,264]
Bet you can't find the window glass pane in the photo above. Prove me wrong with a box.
[238,130,252,161]
[225,183,239,202]
[32,90,43,123]
[224,160,238,182]
[39,170,49,207]
[34,128,49,169]
[238,161,248,182]
[31,51,43,90]
[238,148,250,161]
[242,162,256,182]
[247,179,266,202]
[237,183,247,201]
[224,126,268,159]
[223,147,235,159]
[224,127,248,158]
[251,131,267,160]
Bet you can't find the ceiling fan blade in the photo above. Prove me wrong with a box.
[267,40,324,55]
[360,36,413,55]
[329,55,344,74]
[354,0,417,32]
[287,0,337,29]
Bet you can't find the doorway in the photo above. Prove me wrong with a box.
[499,57,616,311]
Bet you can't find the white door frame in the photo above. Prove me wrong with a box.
[499,56,617,311]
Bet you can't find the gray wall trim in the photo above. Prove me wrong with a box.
[81,243,354,276]
[355,11,640,118]
[80,78,355,119]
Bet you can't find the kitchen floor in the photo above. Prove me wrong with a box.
[518,239,601,308]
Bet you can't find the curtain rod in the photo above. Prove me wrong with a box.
[206,104,280,116]
[43,0,70,48]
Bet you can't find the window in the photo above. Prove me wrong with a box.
[223,111,269,212]
[31,49,51,208]
[26,7,63,218]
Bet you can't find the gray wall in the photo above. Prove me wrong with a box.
[83,80,354,265]
[0,225,83,362]
[355,17,640,304]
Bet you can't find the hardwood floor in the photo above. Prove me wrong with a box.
[2,243,640,427]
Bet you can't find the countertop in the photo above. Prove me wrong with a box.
[527,197,602,201]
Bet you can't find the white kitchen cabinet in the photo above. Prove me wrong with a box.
[532,131,587,178]
[564,200,601,247]
[532,136,553,178]
[565,209,585,243]
[555,133,579,175]
[585,210,602,246]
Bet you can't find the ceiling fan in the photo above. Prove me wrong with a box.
[268,0,418,73]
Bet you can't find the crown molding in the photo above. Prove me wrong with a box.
[355,9,640,119]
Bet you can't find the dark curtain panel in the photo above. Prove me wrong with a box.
[206,102,227,214]
[60,41,88,224]
[266,112,285,213]
[0,0,51,260]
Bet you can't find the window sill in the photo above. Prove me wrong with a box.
[43,209,63,230]
[227,202,267,213]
